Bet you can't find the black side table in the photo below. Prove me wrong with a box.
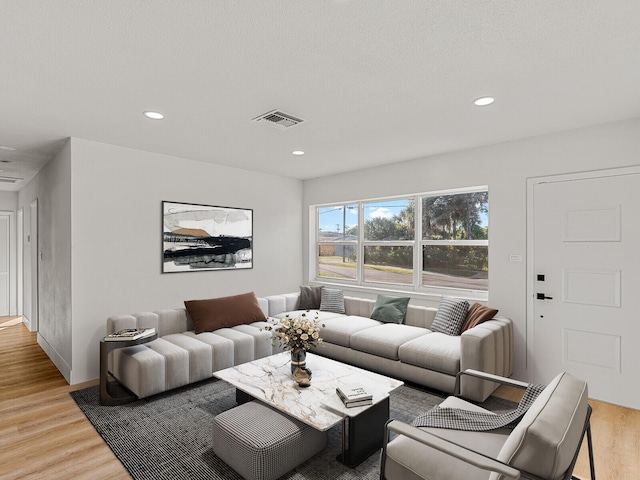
[99,332,157,405]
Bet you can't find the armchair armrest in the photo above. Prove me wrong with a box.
[383,420,521,479]
[454,368,529,396]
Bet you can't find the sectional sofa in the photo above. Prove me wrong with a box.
[105,291,513,403]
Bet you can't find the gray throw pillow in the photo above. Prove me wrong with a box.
[320,288,346,314]
[370,295,410,324]
[299,285,323,310]
[430,297,470,336]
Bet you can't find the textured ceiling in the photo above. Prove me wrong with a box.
[1,1,639,191]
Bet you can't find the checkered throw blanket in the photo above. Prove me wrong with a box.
[412,384,546,431]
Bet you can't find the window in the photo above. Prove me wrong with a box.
[363,199,414,285]
[318,204,358,280]
[314,188,489,294]
[422,191,488,291]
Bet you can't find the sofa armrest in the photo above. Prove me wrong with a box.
[460,317,514,402]
[382,420,521,479]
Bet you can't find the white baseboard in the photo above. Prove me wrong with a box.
[37,334,71,384]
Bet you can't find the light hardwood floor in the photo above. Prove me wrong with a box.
[1,317,638,479]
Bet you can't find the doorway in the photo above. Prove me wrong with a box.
[0,212,10,316]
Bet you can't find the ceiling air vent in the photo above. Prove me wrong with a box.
[0,176,22,184]
[252,110,304,130]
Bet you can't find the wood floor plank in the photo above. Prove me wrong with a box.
[1,318,639,479]
[0,320,131,480]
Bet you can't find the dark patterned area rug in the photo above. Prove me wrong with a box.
[70,378,513,480]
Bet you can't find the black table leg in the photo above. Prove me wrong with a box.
[236,389,253,405]
[99,341,138,405]
[337,396,390,467]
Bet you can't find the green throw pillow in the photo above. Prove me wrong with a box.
[370,295,410,324]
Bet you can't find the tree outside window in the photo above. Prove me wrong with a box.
[422,192,488,291]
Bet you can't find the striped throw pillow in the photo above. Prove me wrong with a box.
[320,288,345,314]
[430,297,470,336]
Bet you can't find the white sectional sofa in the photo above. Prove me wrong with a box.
[105,292,513,402]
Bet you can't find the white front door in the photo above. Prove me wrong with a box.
[531,169,640,409]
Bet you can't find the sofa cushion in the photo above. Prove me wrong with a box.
[398,333,461,375]
[112,344,166,398]
[491,372,589,480]
[320,288,346,314]
[182,331,235,372]
[161,333,213,383]
[430,297,470,336]
[214,328,256,365]
[232,324,274,359]
[264,294,298,317]
[370,295,410,324]
[461,302,498,333]
[344,296,376,317]
[152,309,189,336]
[299,285,324,309]
[145,338,190,391]
[185,292,267,334]
[350,324,428,360]
[318,316,381,348]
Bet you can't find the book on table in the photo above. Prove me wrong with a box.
[336,384,373,407]
[105,327,156,342]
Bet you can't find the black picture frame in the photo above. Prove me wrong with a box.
[162,201,253,273]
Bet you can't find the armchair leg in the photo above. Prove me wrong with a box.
[586,422,596,480]
[570,419,596,480]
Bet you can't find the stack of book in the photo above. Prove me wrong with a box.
[336,384,373,408]
[105,327,156,342]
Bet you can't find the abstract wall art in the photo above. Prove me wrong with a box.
[162,201,253,273]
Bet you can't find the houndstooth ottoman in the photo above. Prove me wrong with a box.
[212,400,328,480]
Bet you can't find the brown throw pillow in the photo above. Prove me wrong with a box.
[185,292,267,334]
[461,302,498,333]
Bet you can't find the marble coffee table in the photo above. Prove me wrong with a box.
[213,351,404,467]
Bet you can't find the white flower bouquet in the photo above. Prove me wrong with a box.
[263,311,324,351]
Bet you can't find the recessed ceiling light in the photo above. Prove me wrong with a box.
[473,96,495,106]
[0,145,16,151]
[292,150,305,156]
[143,111,164,120]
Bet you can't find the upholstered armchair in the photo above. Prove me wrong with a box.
[380,369,595,480]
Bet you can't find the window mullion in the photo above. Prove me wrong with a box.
[358,202,364,284]
[414,195,422,290]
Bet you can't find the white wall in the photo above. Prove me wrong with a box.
[69,138,303,383]
[17,140,73,381]
[303,116,640,381]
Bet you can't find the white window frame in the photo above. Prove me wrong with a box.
[312,186,489,299]
[361,197,416,287]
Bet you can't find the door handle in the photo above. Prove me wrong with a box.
[536,293,553,300]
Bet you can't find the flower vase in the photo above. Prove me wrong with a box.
[290,348,307,373]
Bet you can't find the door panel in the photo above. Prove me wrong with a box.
[532,172,640,409]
